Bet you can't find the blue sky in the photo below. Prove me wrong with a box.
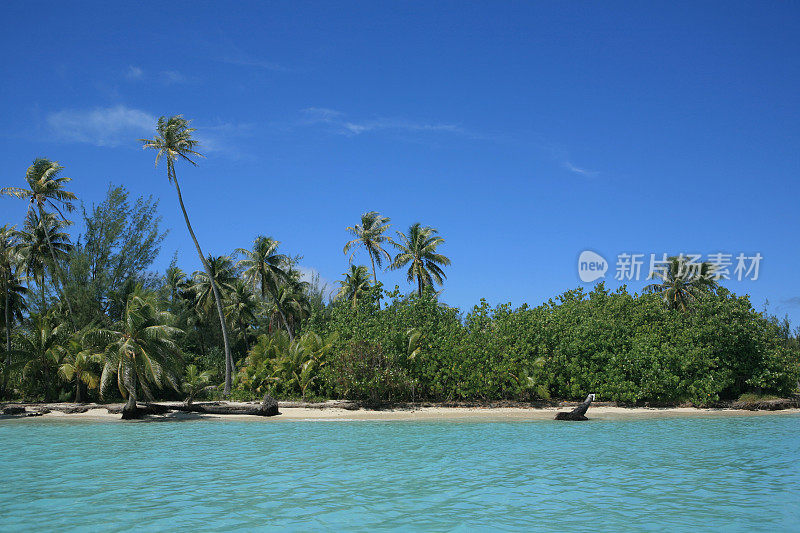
[1,2,799,323]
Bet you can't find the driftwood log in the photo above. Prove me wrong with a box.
[554,394,595,421]
[117,396,280,420]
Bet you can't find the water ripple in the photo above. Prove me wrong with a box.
[1,415,798,531]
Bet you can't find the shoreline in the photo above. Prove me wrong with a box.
[2,400,799,423]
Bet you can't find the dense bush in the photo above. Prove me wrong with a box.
[311,284,799,405]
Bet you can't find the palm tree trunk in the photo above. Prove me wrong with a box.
[75,378,82,403]
[171,172,234,395]
[38,206,75,321]
[274,299,294,342]
[418,273,423,296]
[370,254,377,284]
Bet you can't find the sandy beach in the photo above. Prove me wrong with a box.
[3,402,798,423]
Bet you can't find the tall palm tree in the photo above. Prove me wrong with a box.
[344,211,393,284]
[98,289,182,415]
[391,223,451,296]
[140,115,234,394]
[1,158,77,316]
[16,211,71,313]
[337,265,372,309]
[645,256,720,312]
[235,236,293,339]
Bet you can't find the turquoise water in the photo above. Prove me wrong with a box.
[1,415,799,531]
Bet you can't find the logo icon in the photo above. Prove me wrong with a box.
[578,250,607,282]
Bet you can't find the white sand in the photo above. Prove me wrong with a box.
[4,404,797,423]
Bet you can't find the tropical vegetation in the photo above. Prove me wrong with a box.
[0,115,797,409]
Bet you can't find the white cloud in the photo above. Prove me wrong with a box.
[300,107,464,137]
[564,160,598,177]
[125,65,144,80]
[46,105,155,147]
[296,265,337,300]
[161,70,189,84]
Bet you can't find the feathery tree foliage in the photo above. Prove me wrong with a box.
[1,159,77,317]
[337,265,372,309]
[344,211,393,284]
[391,223,451,296]
[645,256,720,312]
[98,289,182,413]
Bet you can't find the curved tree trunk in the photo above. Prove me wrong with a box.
[38,206,75,322]
[171,172,233,395]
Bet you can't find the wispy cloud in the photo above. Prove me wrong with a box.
[46,105,155,147]
[194,121,256,160]
[296,265,337,300]
[123,66,192,84]
[563,160,598,177]
[161,70,189,84]
[300,107,465,137]
[222,56,289,71]
[125,65,144,80]
[780,296,800,308]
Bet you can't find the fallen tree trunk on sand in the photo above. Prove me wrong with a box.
[113,396,280,420]
[555,394,595,421]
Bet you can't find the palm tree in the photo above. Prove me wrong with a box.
[391,223,451,296]
[182,364,214,405]
[344,211,393,284]
[164,264,188,306]
[191,255,237,314]
[58,335,101,403]
[224,279,258,353]
[1,158,77,316]
[235,236,293,339]
[337,265,372,309]
[645,256,720,312]
[18,315,67,401]
[16,211,71,313]
[274,266,312,336]
[0,225,27,397]
[140,115,234,394]
[98,289,182,416]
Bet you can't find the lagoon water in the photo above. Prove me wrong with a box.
[1,414,799,531]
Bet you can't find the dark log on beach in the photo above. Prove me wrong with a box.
[555,394,595,421]
[116,399,281,418]
[2,406,25,415]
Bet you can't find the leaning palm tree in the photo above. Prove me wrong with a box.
[235,236,293,339]
[140,115,234,394]
[344,211,393,284]
[391,223,451,296]
[645,256,720,312]
[336,265,372,309]
[1,158,77,316]
[98,288,182,416]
